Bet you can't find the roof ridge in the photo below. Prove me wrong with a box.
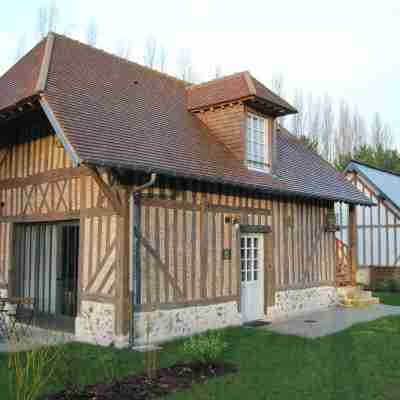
[244,71,257,95]
[35,32,55,92]
[186,71,248,91]
[51,32,189,87]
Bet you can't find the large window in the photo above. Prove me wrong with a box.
[246,113,269,171]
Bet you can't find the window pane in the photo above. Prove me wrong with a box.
[247,238,251,247]
[241,272,246,282]
[246,113,268,170]
[247,271,252,281]
[254,271,258,281]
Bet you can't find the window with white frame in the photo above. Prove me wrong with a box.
[246,113,269,171]
[240,235,260,282]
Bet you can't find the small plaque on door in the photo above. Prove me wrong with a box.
[222,248,232,260]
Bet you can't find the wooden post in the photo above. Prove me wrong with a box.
[348,204,358,286]
[115,189,131,338]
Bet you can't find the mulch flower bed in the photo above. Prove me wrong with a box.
[45,362,237,400]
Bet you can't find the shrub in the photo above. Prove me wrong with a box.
[9,340,64,400]
[182,331,228,365]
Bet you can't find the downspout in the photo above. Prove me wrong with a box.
[129,173,157,347]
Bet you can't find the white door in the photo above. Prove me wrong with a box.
[240,234,265,322]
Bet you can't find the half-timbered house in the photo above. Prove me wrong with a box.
[337,160,400,287]
[0,33,371,346]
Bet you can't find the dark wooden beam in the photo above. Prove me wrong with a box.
[348,204,358,286]
[85,165,123,216]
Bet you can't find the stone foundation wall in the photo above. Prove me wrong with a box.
[370,267,400,286]
[133,301,242,345]
[268,286,339,321]
[75,301,116,346]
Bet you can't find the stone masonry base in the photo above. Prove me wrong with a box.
[9,286,340,347]
[75,300,116,346]
[133,301,242,345]
[267,286,339,321]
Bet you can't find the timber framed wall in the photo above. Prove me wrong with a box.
[131,175,337,314]
[337,172,400,268]
[0,110,127,340]
[0,109,339,344]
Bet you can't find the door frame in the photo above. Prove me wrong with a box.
[238,225,274,317]
[240,232,265,322]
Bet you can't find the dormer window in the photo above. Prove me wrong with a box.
[246,113,270,172]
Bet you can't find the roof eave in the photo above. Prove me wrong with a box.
[83,158,374,206]
[0,94,42,124]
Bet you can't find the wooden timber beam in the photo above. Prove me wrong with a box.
[85,165,124,216]
[348,204,358,286]
[0,148,10,172]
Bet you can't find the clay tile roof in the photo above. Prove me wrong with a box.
[0,33,372,205]
[187,72,252,110]
[187,71,297,114]
[275,128,372,205]
[0,38,47,111]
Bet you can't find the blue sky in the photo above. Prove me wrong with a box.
[1,0,400,146]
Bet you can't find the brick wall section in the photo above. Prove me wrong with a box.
[370,267,400,284]
[195,104,245,161]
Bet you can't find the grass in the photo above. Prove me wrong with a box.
[2,310,400,399]
[374,291,400,306]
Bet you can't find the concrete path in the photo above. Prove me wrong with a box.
[265,304,400,339]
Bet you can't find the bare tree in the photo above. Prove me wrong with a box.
[351,108,367,151]
[177,48,192,81]
[371,112,383,149]
[14,35,27,61]
[370,112,393,150]
[115,38,133,60]
[214,65,222,79]
[335,99,353,158]
[291,89,306,137]
[158,46,167,72]
[271,74,284,97]
[308,94,322,147]
[144,36,157,68]
[37,1,59,39]
[320,94,335,161]
[271,74,286,127]
[85,19,99,46]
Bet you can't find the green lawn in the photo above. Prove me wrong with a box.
[374,291,400,306]
[2,312,400,399]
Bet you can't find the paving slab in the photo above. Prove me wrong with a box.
[265,304,400,338]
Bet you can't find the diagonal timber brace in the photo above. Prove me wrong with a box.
[85,165,124,216]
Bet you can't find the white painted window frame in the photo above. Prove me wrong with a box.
[246,113,270,172]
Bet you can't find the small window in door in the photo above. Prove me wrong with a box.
[240,235,260,282]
